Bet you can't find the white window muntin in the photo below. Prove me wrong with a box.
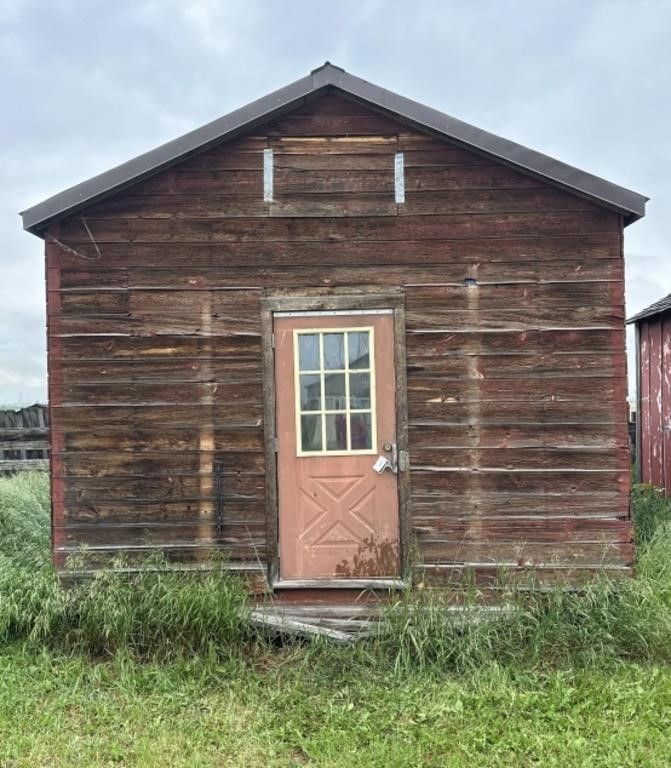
[293,327,377,457]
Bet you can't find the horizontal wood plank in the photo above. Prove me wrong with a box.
[48,237,621,270]
[57,210,618,244]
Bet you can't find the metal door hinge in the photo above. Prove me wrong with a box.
[271,333,275,348]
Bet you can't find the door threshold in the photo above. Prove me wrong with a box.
[273,578,406,590]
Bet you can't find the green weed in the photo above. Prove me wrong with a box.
[366,486,671,673]
[0,473,250,657]
[632,483,671,546]
[0,470,50,566]
[1,471,671,673]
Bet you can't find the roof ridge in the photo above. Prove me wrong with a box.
[20,63,648,235]
[310,61,345,75]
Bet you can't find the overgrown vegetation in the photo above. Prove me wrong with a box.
[2,473,671,765]
[372,484,671,672]
[1,471,671,672]
[0,472,249,658]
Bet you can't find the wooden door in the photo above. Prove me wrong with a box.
[274,311,400,581]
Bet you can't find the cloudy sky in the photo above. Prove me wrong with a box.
[2,0,668,405]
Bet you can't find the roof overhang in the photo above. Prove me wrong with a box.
[21,62,649,236]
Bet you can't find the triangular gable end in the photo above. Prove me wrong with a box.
[20,62,648,235]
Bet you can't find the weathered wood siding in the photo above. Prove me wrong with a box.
[638,314,671,492]
[45,92,631,588]
[0,404,50,473]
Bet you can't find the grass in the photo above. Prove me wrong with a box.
[1,646,671,766]
[1,471,671,765]
[0,472,250,659]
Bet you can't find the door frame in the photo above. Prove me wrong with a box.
[261,291,410,588]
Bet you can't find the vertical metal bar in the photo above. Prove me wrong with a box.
[394,152,405,204]
[214,461,224,540]
[263,148,274,202]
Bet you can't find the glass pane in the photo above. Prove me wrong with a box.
[301,414,322,452]
[325,413,348,451]
[323,333,345,370]
[349,372,371,409]
[350,412,372,450]
[299,374,321,411]
[324,372,346,410]
[298,334,319,371]
[348,331,370,369]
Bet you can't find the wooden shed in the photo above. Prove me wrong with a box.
[629,294,671,493]
[21,63,648,605]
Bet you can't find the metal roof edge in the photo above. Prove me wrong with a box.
[20,69,318,234]
[20,62,649,236]
[320,65,648,224]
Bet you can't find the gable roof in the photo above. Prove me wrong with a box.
[20,62,648,235]
[627,292,671,324]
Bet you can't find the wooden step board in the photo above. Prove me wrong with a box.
[249,603,381,644]
[249,600,512,643]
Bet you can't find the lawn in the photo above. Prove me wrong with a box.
[1,472,671,767]
[1,646,671,767]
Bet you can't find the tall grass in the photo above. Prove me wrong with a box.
[631,483,671,546]
[367,485,671,673]
[0,470,50,566]
[0,472,250,658]
[1,471,670,671]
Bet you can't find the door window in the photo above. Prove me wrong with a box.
[294,328,376,455]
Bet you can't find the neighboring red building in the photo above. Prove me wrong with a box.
[629,294,671,492]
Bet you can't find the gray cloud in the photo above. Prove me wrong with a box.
[2,0,668,404]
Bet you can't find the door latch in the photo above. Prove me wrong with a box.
[373,442,401,474]
[373,455,394,474]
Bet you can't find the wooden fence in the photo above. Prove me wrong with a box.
[0,404,49,473]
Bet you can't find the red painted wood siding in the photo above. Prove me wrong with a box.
[43,92,633,586]
[638,314,671,492]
